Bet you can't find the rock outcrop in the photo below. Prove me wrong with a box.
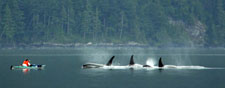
[169,18,206,46]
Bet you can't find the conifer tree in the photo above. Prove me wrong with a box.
[1,4,16,43]
[92,8,101,42]
[81,0,93,41]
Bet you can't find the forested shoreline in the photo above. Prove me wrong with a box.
[0,0,225,47]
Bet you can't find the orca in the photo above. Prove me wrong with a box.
[82,56,115,68]
[143,64,151,67]
[143,57,164,67]
[158,57,164,67]
[129,55,135,66]
[128,55,164,67]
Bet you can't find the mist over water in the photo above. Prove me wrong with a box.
[80,48,113,63]
[146,58,156,67]
[78,47,201,66]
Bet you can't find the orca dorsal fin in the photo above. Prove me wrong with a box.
[129,55,135,66]
[106,56,115,66]
[158,57,164,67]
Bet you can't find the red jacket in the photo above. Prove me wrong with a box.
[23,60,30,66]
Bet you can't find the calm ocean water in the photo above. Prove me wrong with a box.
[0,48,225,88]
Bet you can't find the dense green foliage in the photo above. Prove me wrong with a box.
[0,0,225,47]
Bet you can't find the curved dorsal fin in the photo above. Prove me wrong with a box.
[106,56,115,66]
[158,57,164,67]
[129,55,135,66]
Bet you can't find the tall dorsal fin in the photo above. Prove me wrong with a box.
[106,56,115,66]
[129,55,135,66]
[158,57,164,67]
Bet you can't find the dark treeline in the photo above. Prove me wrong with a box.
[0,0,225,47]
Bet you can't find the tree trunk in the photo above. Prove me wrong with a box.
[83,32,86,40]
[119,14,124,40]
[67,8,70,34]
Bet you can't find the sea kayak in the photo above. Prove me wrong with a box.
[10,64,46,70]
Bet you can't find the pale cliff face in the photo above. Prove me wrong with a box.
[169,18,206,46]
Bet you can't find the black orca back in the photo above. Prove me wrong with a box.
[106,56,115,66]
[158,57,164,67]
[129,55,135,66]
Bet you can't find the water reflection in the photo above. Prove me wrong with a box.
[22,69,29,74]
[10,68,44,75]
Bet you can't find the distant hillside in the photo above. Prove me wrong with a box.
[0,0,225,47]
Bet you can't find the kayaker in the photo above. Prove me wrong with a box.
[22,59,31,67]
